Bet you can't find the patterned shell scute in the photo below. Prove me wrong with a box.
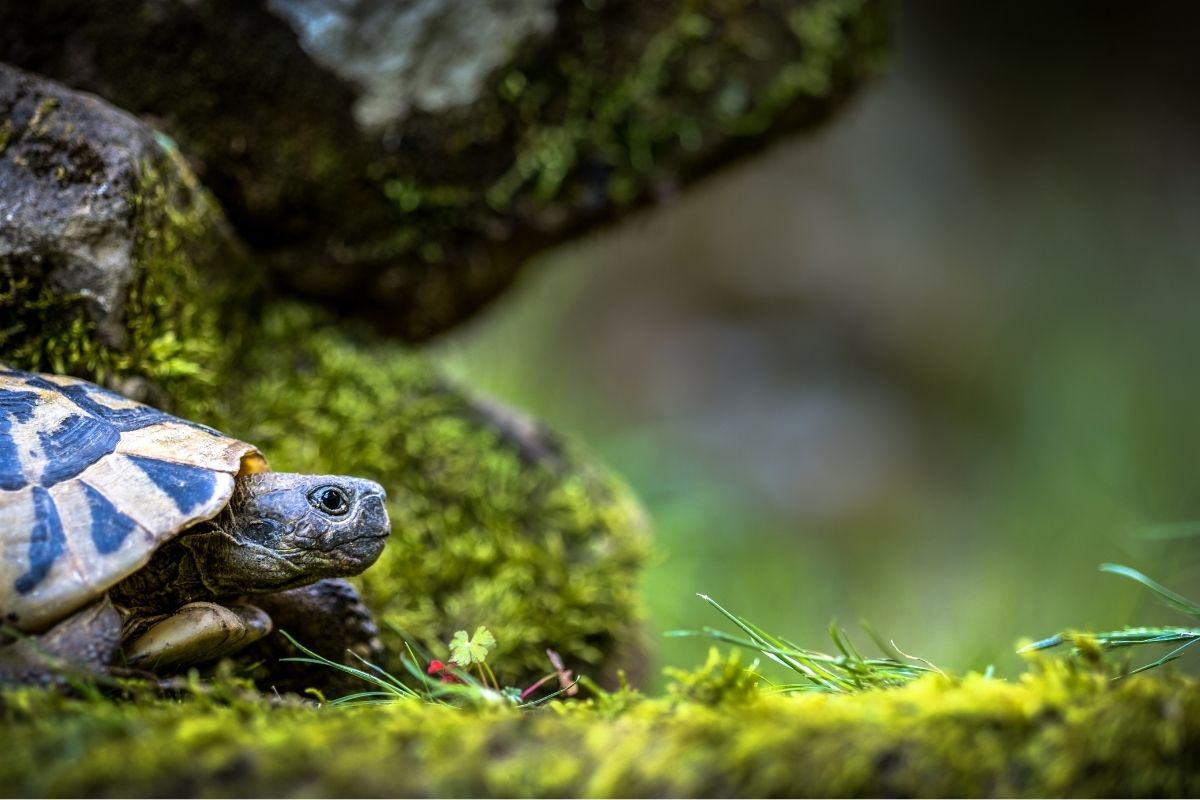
[0,368,262,633]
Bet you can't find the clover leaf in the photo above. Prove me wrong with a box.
[449,626,497,667]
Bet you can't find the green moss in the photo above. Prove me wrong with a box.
[664,648,762,705]
[394,0,892,221]
[117,152,250,405]
[0,148,243,408]
[2,660,1197,796]
[325,0,892,334]
[0,118,14,155]
[193,302,650,686]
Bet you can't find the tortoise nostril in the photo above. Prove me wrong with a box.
[358,479,387,503]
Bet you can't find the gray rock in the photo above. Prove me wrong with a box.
[0,64,162,348]
[268,0,556,129]
[0,0,892,341]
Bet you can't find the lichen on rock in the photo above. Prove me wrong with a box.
[267,0,558,128]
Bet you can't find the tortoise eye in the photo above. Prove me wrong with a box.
[309,486,350,516]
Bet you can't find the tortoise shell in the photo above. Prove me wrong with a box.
[0,367,267,633]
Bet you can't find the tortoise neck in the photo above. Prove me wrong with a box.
[110,527,223,612]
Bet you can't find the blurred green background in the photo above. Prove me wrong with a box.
[434,3,1200,688]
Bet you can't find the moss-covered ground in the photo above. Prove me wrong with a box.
[2,655,1197,797]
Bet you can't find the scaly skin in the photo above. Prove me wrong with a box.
[112,472,390,615]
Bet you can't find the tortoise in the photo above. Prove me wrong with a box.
[0,365,391,681]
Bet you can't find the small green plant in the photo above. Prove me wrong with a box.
[1022,563,1200,677]
[280,628,579,708]
[666,594,942,693]
[446,626,500,689]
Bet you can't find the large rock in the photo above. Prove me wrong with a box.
[0,63,246,404]
[0,64,193,352]
[0,0,892,340]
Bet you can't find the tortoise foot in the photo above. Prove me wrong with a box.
[124,601,271,671]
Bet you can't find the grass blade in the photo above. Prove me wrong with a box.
[518,679,582,708]
[671,595,939,693]
[1123,636,1200,677]
[1100,563,1200,619]
[1024,564,1200,677]
[279,631,414,699]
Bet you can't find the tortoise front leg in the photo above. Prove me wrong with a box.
[122,602,272,671]
[246,578,385,695]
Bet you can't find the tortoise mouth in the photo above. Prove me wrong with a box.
[325,529,390,552]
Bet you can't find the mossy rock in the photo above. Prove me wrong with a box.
[2,657,1197,797]
[0,0,892,340]
[0,71,648,687]
[0,63,249,409]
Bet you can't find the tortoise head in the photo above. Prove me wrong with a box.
[190,472,390,596]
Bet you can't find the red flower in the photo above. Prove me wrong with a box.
[426,659,461,684]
